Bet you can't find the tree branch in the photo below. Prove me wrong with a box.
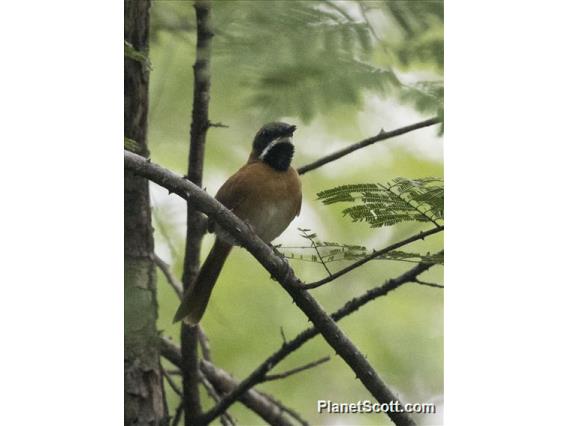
[154,254,183,298]
[297,117,441,175]
[155,256,234,425]
[159,260,437,426]
[125,151,417,425]
[160,338,297,426]
[199,373,236,426]
[413,279,444,289]
[303,226,443,289]
[255,391,309,426]
[181,1,214,424]
[264,356,330,381]
[201,361,294,426]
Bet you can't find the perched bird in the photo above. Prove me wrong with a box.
[174,122,302,325]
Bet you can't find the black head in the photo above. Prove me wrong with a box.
[252,122,297,172]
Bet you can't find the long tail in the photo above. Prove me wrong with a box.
[173,238,232,325]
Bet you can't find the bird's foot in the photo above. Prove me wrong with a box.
[269,243,287,260]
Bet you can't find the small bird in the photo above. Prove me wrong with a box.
[174,122,302,325]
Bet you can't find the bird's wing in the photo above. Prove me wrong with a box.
[214,164,253,213]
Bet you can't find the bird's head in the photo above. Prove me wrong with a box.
[250,122,297,171]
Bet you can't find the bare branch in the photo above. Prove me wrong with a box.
[264,356,330,381]
[197,325,212,362]
[162,366,183,397]
[256,391,309,426]
[154,254,183,298]
[199,373,236,426]
[279,326,287,345]
[207,120,229,128]
[181,1,215,423]
[160,338,298,426]
[201,361,294,426]
[297,117,441,175]
[173,403,184,426]
[194,259,438,423]
[303,226,443,290]
[152,202,180,259]
[413,279,444,289]
[126,151,418,426]
[299,228,332,277]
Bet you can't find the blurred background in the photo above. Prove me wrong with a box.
[147,1,443,424]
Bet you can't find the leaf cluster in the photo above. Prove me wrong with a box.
[280,240,443,266]
[149,0,443,123]
[317,177,444,229]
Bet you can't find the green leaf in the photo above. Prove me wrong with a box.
[317,177,443,229]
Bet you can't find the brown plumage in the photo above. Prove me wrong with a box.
[174,122,301,325]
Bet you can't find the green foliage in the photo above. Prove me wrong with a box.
[280,239,444,265]
[149,0,444,123]
[317,177,444,228]
[400,81,444,120]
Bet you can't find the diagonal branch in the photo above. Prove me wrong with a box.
[154,254,183,298]
[200,361,294,426]
[161,338,297,426]
[297,117,441,175]
[303,226,443,289]
[413,279,444,289]
[255,391,309,426]
[264,356,330,381]
[125,150,417,426]
[199,373,236,426]
[160,259,438,426]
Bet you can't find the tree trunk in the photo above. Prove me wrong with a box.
[124,0,168,424]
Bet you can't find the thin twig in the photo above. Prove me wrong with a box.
[300,229,332,276]
[173,403,184,426]
[200,361,294,426]
[279,326,287,345]
[297,117,441,175]
[208,120,229,128]
[303,226,443,289]
[154,254,183,298]
[151,200,180,260]
[311,241,332,276]
[162,366,183,397]
[199,373,236,426]
[197,325,212,362]
[161,338,298,426]
[126,151,418,426]
[256,390,310,426]
[264,356,330,381]
[413,279,444,289]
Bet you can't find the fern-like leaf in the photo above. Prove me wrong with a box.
[317,177,443,229]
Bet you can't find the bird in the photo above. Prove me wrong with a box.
[173,122,302,325]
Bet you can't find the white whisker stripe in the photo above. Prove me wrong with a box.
[259,136,293,160]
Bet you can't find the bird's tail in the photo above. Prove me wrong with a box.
[173,238,232,325]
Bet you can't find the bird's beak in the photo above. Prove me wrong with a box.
[288,125,297,135]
